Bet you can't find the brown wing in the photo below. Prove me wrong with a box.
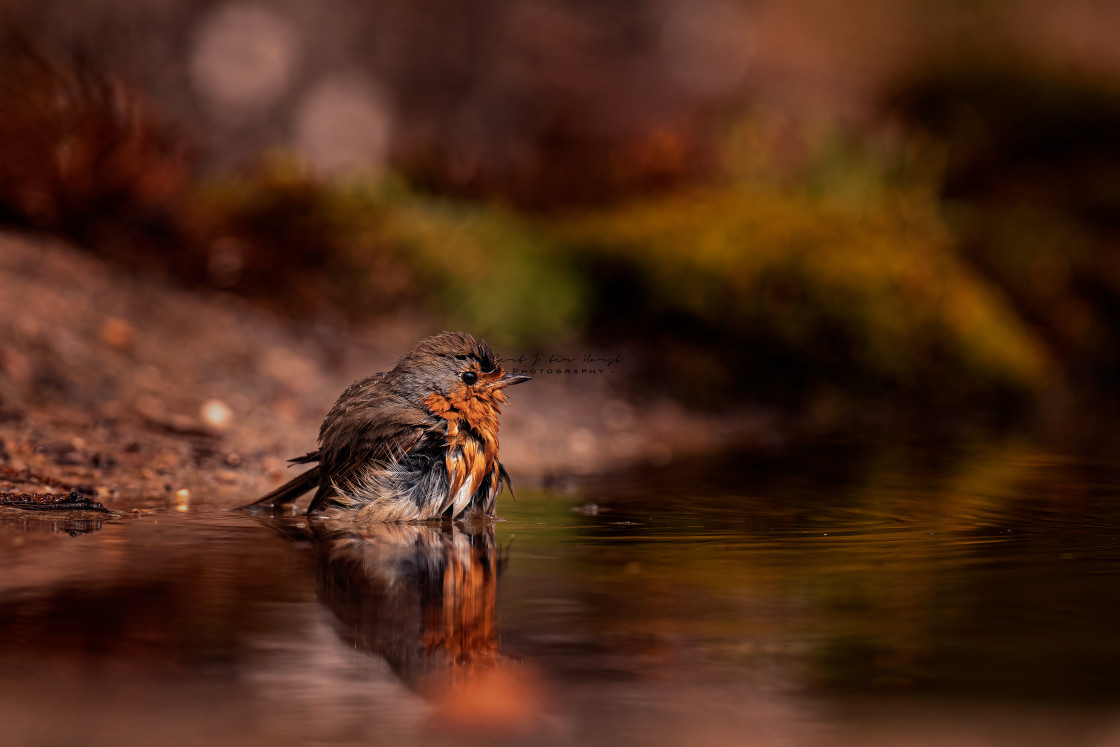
[307,377,433,513]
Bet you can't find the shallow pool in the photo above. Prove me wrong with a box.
[1,438,1119,746]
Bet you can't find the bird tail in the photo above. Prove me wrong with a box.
[240,466,320,509]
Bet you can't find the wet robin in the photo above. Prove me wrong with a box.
[245,331,529,521]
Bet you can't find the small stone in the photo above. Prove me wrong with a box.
[214,469,239,485]
[200,399,233,430]
[99,318,136,350]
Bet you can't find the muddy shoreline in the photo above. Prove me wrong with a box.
[0,232,761,512]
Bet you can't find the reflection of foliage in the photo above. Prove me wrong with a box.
[499,439,1118,696]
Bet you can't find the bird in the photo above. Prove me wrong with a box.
[244,331,529,522]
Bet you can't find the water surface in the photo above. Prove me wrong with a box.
[1,438,1119,746]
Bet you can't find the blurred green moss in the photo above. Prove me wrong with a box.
[558,168,1052,410]
[379,200,588,347]
[193,157,417,318]
[196,157,587,345]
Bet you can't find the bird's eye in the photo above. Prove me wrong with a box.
[461,371,478,385]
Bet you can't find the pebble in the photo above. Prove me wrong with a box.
[99,317,136,349]
[200,399,233,430]
[214,469,239,485]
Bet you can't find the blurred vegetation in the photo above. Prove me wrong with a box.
[192,162,416,319]
[885,50,1120,400]
[192,160,590,341]
[0,31,193,267]
[559,168,1050,411]
[185,134,1054,416]
[2,31,1119,422]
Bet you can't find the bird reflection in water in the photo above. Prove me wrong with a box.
[259,516,548,739]
[308,520,503,697]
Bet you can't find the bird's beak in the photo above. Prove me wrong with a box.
[491,373,531,389]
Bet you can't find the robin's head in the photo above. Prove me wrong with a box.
[393,332,530,422]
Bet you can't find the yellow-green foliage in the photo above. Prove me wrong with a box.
[196,159,587,344]
[560,177,1052,399]
[192,158,414,317]
[380,199,588,346]
[198,145,1052,406]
